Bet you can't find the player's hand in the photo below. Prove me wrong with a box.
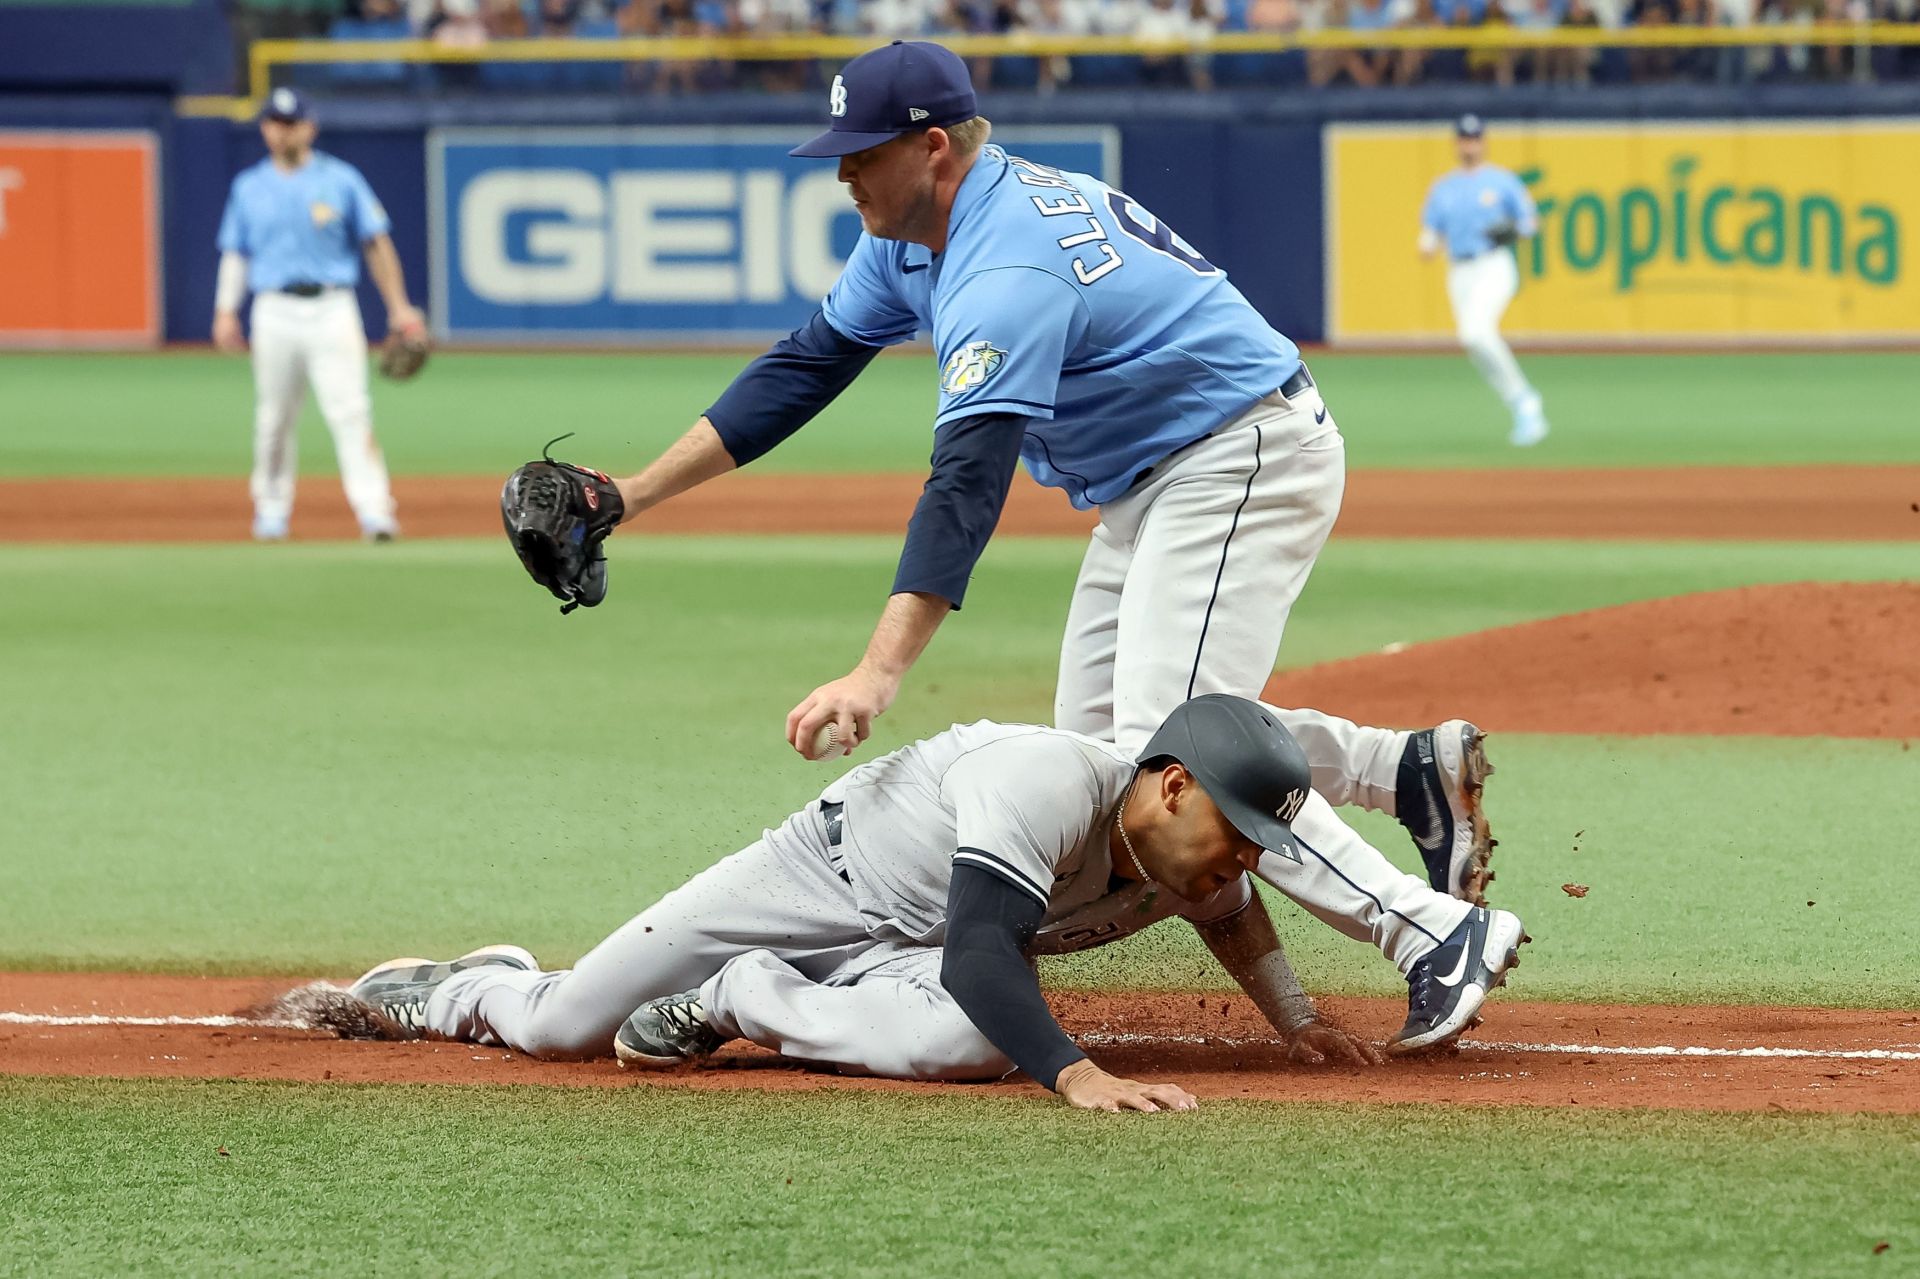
[1286,1020,1385,1067]
[1055,1060,1198,1113]
[785,665,898,759]
[212,312,246,353]
[389,303,427,338]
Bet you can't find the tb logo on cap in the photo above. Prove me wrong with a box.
[829,75,848,118]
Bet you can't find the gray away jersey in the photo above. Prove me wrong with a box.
[820,721,1249,950]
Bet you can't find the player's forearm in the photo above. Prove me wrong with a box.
[214,251,249,318]
[362,235,412,313]
[858,591,950,682]
[1192,895,1316,1034]
[614,418,738,521]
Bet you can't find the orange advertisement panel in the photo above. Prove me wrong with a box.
[0,131,160,346]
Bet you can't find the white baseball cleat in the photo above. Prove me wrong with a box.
[1509,395,1549,447]
[252,515,289,542]
[346,944,539,1039]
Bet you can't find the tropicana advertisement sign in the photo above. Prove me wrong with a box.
[1326,121,1916,343]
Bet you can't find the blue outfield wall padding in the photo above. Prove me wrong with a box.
[26,77,1915,342]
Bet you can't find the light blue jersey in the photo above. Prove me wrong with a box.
[216,152,391,292]
[822,146,1301,510]
[1421,163,1537,261]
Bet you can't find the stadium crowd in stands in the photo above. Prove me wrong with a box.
[233,0,1920,90]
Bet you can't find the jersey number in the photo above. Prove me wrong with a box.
[1104,192,1218,277]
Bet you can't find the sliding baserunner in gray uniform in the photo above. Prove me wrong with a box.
[349,697,1525,1110]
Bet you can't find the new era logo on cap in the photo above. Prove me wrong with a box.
[790,41,978,159]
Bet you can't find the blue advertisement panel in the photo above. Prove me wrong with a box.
[429,126,1117,342]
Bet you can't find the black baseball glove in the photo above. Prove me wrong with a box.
[1487,219,1521,249]
[501,436,625,615]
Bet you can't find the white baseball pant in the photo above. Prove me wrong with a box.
[248,289,396,532]
[424,803,1013,1079]
[1052,380,1470,971]
[1447,250,1536,411]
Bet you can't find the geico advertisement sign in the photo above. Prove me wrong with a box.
[1327,122,1918,341]
[431,129,1112,339]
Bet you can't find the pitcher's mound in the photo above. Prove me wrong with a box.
[1265,581,1920,738]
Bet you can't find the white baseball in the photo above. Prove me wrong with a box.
[808,722,840,761]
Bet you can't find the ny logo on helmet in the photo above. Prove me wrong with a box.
[829,76,848,118]
[1276,788,1307,823]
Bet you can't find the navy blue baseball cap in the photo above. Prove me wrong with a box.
[790,41,977,159]
[1455,113,1486,138]
[261,88,313,124]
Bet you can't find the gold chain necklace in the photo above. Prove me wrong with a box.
[1114,774,1153,886]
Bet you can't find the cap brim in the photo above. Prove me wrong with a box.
[1213,789,1303,864]
[789,128,902,159]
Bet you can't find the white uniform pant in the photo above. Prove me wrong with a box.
[1052,381,1469,970]
[248,290,395,530]
[424,804,1011,1079]
[1446,251,1535,411]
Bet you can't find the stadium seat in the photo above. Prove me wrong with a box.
[327,17,413,87]
[565,19,625,90]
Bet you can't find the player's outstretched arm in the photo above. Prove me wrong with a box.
[943,863,1198,1112]
[614,417,740,523]
[1192,890,1384,1067]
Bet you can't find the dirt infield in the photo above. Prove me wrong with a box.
[2,973,1913,1113]
[6,464,1918,542]
[1265,581,1920,740]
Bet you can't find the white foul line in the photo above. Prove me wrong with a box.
[5,1014,1917,1062]
[1077,1030,1920,1062]
[0,1013,298,1029]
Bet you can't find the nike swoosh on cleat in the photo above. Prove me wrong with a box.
[1420,787,1447,852]
[1435,941,1473,987]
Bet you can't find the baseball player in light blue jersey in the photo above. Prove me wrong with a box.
[574,42,1525,1055]
[214,88,424,540]
[1419,114,1549,447]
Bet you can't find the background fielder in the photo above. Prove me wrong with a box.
[213,88,424,541]
[1419,113,1548,448]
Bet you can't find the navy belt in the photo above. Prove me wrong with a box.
[279,282,328,298]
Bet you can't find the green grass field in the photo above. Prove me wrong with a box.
[5,348,1918,476]
[5,1079,1915,1278]
[3,350,1915,1276]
